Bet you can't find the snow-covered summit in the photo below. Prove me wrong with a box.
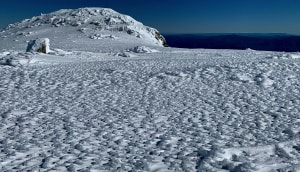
[0,8,167,52]
[6,8,139,28]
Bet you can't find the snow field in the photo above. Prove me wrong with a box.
[1,53,300,171]
[1,6,300,172]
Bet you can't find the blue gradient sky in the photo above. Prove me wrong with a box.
[1,0,300,34]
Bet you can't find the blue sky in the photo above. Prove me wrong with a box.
[1,0,300,34]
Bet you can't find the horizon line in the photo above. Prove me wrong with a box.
[161,32,300,36]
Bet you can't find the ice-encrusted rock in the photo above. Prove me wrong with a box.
[26,38,50,54]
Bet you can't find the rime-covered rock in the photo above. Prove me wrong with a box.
[26,38,50,54]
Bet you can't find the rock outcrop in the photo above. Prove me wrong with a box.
[26,38,50,54]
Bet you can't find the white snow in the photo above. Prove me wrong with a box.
[0,7,300,172]
[129,46,159,53]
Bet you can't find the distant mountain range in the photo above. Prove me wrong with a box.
[164,33,300,52]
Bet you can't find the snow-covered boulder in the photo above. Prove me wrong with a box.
[26,38,50,54]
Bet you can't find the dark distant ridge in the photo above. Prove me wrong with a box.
[163,33,294,36]
[163,33,300,52]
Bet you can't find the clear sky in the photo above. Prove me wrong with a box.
[1,0,300,34]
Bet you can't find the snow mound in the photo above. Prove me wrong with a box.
[3,8,167,47]
[0,55,20,67]
[0,52,31,67]
[290,54,300,59]
[49,48,73,56]
[197,140,300,172]
[114,52,135,58]
[267,53,300,60]
[113,46,158,57]
[129,46,158,53]
[89,34,117,40]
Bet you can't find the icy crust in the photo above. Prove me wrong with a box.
[1,48,300,171]
[3,8,166,47]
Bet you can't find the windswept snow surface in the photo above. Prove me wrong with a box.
[1,7,300,172]
[1,48,300,172]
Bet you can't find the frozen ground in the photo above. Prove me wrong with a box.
[1,7,300,172]
[1,48,300,172]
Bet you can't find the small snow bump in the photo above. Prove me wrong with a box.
[129,46,158,53]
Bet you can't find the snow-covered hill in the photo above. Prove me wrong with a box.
[1,8,300,172]
[0,8,167,53]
